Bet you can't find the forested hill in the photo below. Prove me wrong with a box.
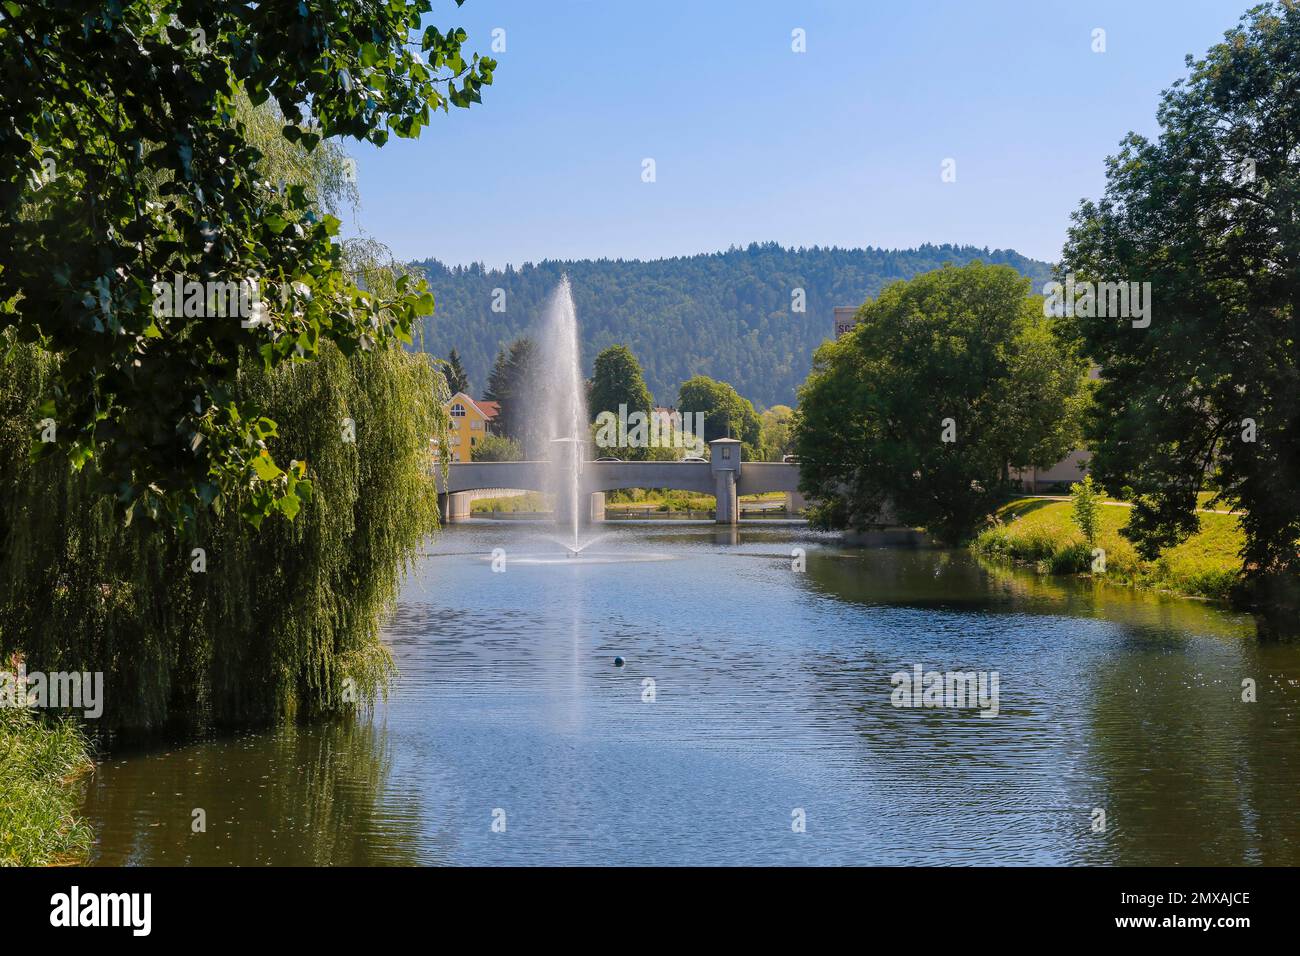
[413,242,1055,408]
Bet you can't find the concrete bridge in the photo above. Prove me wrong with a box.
[436,438,805,525]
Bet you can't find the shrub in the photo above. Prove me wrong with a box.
[0,707,93,866]
[1050,541,1095,574]
[471,433,522,462]
[1070,475,1102,546]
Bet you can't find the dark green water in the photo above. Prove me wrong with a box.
[82,522,1300,865]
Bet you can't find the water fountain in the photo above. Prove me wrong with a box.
[467,274,676,567]
[535,276,589,553]
[475,276,678,566]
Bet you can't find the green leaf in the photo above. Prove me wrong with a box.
[251,451,283,482]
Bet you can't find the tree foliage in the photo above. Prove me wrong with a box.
[795,263,1089,543]
[0,37,459,729]
[483,337,537,447]
[0,0,493,528]
[677,374,763,460]
[589,344,654,420]
[588,344,653,459]
[1071,475,1102,547]
[442,347,470,395]
[0,332,445,730]
[1059,1,1300,592]
[471,433,521,462]
[760,404,795,461]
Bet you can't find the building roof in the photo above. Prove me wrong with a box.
[447,392,499,419]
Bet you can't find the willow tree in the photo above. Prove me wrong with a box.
[0,86,455,730]
[1,334,446,729]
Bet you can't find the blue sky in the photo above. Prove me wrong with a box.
[344,0,1251,268]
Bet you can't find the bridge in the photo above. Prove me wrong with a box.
[436,438,806,525]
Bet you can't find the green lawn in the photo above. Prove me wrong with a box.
[470,491,550,513]
[604,490,787,513]
[473,489,790,515]
[599,488,713,512]
[0,707,93,866]
[973,497,1244,600]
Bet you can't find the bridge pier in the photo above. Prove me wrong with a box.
[589,492,605,522]
[438,492,471,524]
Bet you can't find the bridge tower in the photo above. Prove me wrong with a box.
[709,438,741,525]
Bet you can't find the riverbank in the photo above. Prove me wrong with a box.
[973,497,1243,601]
[471,489,793,516]
[0,708,93,866]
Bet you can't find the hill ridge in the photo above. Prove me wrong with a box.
[414,241,1054,407]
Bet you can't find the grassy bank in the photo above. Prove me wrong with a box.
[604,490,790,514]
[973,497,1244,600]
[0,708,93,866]
[470,491,551,513]
[606,489,715,513]
[472,490,790,515]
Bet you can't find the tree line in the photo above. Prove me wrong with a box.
[463,337,782,463]
[414,243,1053,410]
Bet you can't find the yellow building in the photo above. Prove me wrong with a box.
[442,392,499,462]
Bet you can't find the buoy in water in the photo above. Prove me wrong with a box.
[613,656,625,667]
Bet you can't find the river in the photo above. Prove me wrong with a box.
[81,521,1300,865]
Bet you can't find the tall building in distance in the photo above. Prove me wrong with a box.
[834,306,857,339]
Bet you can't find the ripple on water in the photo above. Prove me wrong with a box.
[83,523,1300,866]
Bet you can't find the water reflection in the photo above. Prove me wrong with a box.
[83,522,1300,865]
[83,718,429,865]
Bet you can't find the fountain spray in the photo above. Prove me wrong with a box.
[535,276,589,550]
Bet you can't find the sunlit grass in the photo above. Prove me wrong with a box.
[0,708,93,866]
[470,491,551,513]
[472,489,788,514]
[974,498,1245,600]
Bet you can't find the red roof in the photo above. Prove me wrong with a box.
[448,391,500,420]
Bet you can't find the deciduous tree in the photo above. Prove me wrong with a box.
[795,263,1088,543]
[1059,1,1300,604]
[677,374,763,460]
[0,0,494,528]
[588,344,653,459]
